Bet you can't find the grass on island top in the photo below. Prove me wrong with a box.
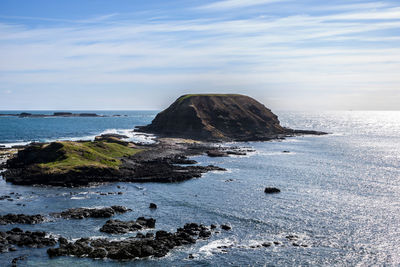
[38,141,142,174]
[177,94,243,103]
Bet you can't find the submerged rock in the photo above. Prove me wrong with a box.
[47,222,214,260]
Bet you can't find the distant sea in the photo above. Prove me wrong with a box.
[0,110,399,266]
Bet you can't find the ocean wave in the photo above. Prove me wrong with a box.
[0,128,156,148]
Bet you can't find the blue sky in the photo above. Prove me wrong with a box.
[0,0,399,110]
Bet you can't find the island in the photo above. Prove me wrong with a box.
[136,94,326,141]
[2,94,326,186]
[0,112,107,118]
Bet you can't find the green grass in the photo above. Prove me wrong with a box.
[177,94,243,103]
[38,141,142,174]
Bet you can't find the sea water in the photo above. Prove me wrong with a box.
[0,111,399,266]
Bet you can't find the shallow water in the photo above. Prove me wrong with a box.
[0,111,399,266]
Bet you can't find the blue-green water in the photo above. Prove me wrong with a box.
[0,111,399,266]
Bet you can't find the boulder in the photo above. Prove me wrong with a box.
[264,187,281,194]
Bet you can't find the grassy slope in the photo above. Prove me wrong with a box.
[38,141,142,174]
[177,94,243,103]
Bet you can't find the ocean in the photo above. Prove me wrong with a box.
[0,110,399,266]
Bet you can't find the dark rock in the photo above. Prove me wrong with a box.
[206,150,227,157]
[264,187,281,194]
[0,229,56,253]
[286,234,298,240]
[0,214,45,225]
[282,150,290,153]
[100,217,155,234]
[136,233,145,238]
[149,203,157,209]
[88,248,108,258]
[51,206,130,219]
[11,255,27,267]
[48,222,213,260]
[220,224,231,231]
[58,237,68,245]
[226,150,247,156]
[262,242,272,247]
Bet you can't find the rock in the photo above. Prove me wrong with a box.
[88,248,108,258]
[47,221,214,260]
[206,150,227,157]
[210,224,217,229]
[282,150,290,153]
[149,203,157,209]
[11,255,27,267]
[58,237,68,245]
[285,234,298,240]
[51,206,130,219]
[0,214,46,225]
[0,229,56,253]
[100,217,156,234]
[262,242,272,247]
[136,94,327,141]
[220,224,232,231]
[264,187,281,194]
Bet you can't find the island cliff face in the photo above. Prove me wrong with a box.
[137,94,323,141]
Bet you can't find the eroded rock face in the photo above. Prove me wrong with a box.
[0,228,57,253]
[51,206,130,219]
[137,94,288,141]
[47,222,214,260]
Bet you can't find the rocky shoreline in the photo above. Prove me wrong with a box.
[1,136,231,187]
[47,222,218,260]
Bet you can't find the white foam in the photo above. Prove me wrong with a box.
[198,238,237,256]
[0,128,156,148]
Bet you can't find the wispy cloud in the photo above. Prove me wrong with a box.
[0,1,399,109]
[197,0,286,10]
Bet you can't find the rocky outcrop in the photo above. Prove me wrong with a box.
[47,222,214,260]
[0,228,57,253]
[137,94,326,141]
[51,206,130,219]
[100,217,156,234]
[0,214,45,225]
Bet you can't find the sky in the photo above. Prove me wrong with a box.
[0,0,399,110]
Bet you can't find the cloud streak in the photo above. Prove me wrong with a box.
[0,0,399,110]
